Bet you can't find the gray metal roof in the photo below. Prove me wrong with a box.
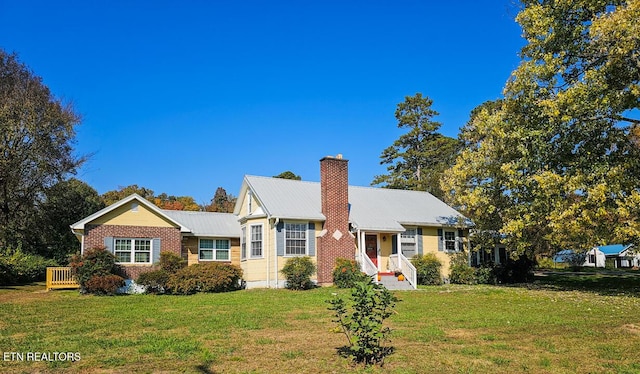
[244,175,326,221]
[162,210,241,237]
[244,175,471,231]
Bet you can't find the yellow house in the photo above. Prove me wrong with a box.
[234,155,471,289]
[71,155,472,290]
[70,194,241,281]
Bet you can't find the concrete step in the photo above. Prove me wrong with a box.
[377,274,415,290]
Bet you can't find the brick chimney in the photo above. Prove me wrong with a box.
[317,154,354,284]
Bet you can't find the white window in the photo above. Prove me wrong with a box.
[400,228,417,253]
[114,238,151,264]
[241,226,247,260]
[285,222,307,256]
[199,239,230,261]
[250,224,263,258]
[444,231,456,251]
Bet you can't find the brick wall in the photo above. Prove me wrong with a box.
[317,155,355,284]
[84,224,182,279]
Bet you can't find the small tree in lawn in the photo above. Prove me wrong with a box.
[327,279,399,366]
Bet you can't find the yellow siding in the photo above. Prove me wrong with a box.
[238,191,265,219]
[379,235,392,272]
[241,217,270,282]
[419,227,469,277]
[241,218,322,285]
[182,236,241,267]
[91,202,178,228]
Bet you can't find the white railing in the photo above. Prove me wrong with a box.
[360,250,378,281]
[389,253,417,289]
[398,252,417,289]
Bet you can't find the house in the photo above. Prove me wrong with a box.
[71,155,472,289]
[70,195,241,280]
[584,244,637,268]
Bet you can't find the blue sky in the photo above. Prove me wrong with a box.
[1,1,525,204]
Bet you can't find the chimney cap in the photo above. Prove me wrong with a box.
[320,154,347,161]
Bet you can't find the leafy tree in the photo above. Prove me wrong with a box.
[102,185,200,211]
[0,50,83,250]
[153,193,199,211]
[273,171,301,180]
[372,93,461,200]
[204,187,236,213]
[30,178,104,263]
[101,184,155,206]
[444,1,640,259]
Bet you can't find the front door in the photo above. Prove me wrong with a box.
[365,234,378,267]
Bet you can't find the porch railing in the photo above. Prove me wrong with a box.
[389,253,417,289]
[46,267,80,291]
[359,250,378,281]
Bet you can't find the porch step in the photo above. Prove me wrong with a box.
[377,274,414,291]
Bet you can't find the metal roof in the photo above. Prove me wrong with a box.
[162,210,241,237]
[244,175,471,231]
[595,244,633,256]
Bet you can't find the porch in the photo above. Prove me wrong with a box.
[46,267,80,291]
[355,231,417,290]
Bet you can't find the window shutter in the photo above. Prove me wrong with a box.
[417,228,423,256]
[457,229,464,252]
[104,236,114,253]
[391,234,397,254]
[307,223,315,256]
[437,229,444,252]
[276,221,284,256]
[152,238,161,264]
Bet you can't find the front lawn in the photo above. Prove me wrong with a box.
[1,276,639,373]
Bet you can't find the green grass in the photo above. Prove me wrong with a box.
[1,275,640,373]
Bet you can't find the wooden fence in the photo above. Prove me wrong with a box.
[46,267,80,291]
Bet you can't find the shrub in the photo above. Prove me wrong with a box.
[0,247,58,285]
[137,251,186,294]
[280,256,316,290]
[493,255,536,283]
[69,247,122,293]
[137,270,170,294]
[449,252,476,284]
[411,253,443,285]
[327,279,399,366]
[158,251,186,273]
[474,266,496,285]
[84,274,125,295]
[167,262,243,295]
[332,258,369,288]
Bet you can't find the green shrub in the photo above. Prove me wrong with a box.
[69,247,122,293]
[137,270,170,294]
[332,258,369,288]
[166,262,243,295]
[84,274,125,295]
[474,266,496,285]
[411,253,443,285]
[280,256,316,290]
[493,255,536,283]
[327,279,399,366]
[449,252,476,284]
[158,251,186,273]
[0,247,58,285]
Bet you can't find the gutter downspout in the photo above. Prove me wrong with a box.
[274,217,279,289]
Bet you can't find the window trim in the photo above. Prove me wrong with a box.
[198,238,231,262]
[444,230,458,252]
[250,224,263,258]
[284,221,308,256]
[114,238,152,264]
[400,227,417,254]
[240,226,247,261]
